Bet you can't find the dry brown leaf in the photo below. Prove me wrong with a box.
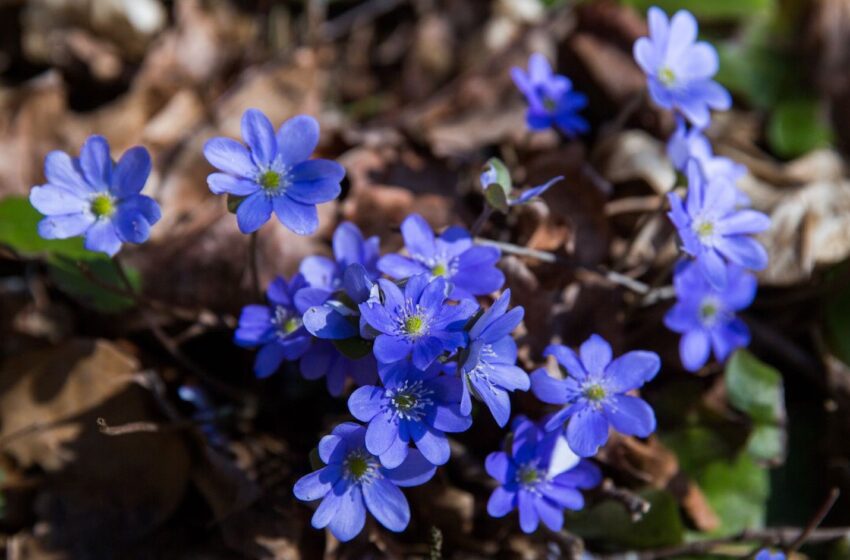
[596,130,676,195]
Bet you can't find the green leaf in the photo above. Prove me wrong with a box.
[662,426,732,476]
[767,99,833,159]
[620,0,773,21]
[698,454,769,535]
[47,256,140,313]
[0,196,92,259]
[725,350,784,424]
[746,424,784,463]
[568,489,684,549]
[484,184,509,213]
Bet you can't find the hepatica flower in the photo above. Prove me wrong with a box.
[300,222,381,297]
[486,417,601,533]
[458,290,529,427]
[664,261,755,372]
[30,135,161,257]
[204,109,344,235]
[348,360,471,467]
[668,161,771,289]
[300,340,378,397]
[293,422,436,542]
[531,335,660,457]
[235,274,313,378]
[633,8,731,128]
[303,263,375,341]
[359,274,478,369]
[755,550,785,560]
[511,53,589,136]
[667,119,745,182]
[378,214,504,300]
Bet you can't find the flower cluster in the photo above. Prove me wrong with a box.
[634,7,771,371]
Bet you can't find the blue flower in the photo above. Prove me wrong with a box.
[754,550,785,560]
[29,135,161,257]
[668,161,771,289]
[300,222,380,297]
[486,416,601,533]
[458,290,529,427]
[300,340,378,397]
[511,53,589,136]
[348,360,471,467]
[203,109,344,235]
[377,214,504,300]
[359,274,478,368]
[633,8,731,128]
[530,334,660,457]
[234,274,313,378]
[293,422,437,542]
[664,260,755,372]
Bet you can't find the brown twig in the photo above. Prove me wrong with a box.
[600,478,651,522]
[786,487,840,553]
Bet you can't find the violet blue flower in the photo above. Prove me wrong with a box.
[293,422,437,542]
[486,416,602,533]
[29,135,161,256]
[633,8,731,128]
[530,334,660,457]
[234,274,313,378]
[378,214,504,300]
[300,340,378,396]
[359,274,478,368]
[755,550,785,560]
[511,53,589,136]
[299,222,381,298]
[203,109,344,235]
[348,360,471,467]
[664,260,755,372]
[668,161,771,289]
[458,290,529,427]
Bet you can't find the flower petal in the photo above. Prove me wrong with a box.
[384,448,437,487]
[327,483,367,542]
[603,395,656,437]
[37,213,95,239]
[566,406,609,457]
[30,184,89,215]
[274,196,319,235]
[236,192,273,233]
[579,334,613,375]
[603,350,661,391]
[487,487,516,517]
[680,329,711,371]
[400,214,436,260]
[348,385,384,422]
[203,137,256,177]
[363,477,410,532]
[241,108,277,167]
[207,173,259,196]
[112,146,151,197]
[44,151,91,192]
[276,115,320,165]
[79,135,112,190]
[84,219,122,256]
[293,465,342,501]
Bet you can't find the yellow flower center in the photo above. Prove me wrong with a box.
[259,170,281,191]
[91,194,115,218]
[404,315,425,336]
[584,384,606,401]
[431,263,448,277]
[696,220,715,239]
[659,67,676,86]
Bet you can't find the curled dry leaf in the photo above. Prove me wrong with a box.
[596,130,676,196]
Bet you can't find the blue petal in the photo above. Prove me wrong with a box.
[579,334,613,374]
[37,213,95,239]
[517,491,540,533]
[566,406,609,457]
[374,335,413,364]
[400,214,436,260]
[487,486,516,517]
[544,344,587,379]
[535,496,564,531]
[603,350,660,392]
[365,410,399,455]
[290,159,345,183]
[715,236,768,272]
[327,483,367,542]
[119,195,161,225]
[530,370,569,405]
[44,151,91,192]
[383,448,436,487]
[111,146,151,197]
[84,219,122,256]
[299,255,338,291]
[680,329,710,372]
[303,306,356,339]
[276,115,319,165]
[30,184,88,215]
[293,465,342,501]
[431,402,471,433]
[348,385,384,422]
[241,108,277,167]
[235,192,273,233]
[378,254,428,280]
[254,342,287,378]
[603,395,656,437]
[362,478,410,532]
[273,196,319,236]
[207,173,258,196]
[343,264,374,303]
[409,422,450,465]
[484,452,511,483]
[79,135,112,190]
[203,137,256,177]
[287,176,342,205]
[113,203,153,244]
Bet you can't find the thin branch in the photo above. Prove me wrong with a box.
[248,231,262,300]
[787,487,840,553]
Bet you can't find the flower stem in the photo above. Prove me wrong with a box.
[248,231,261,300]
[470,206,494,237]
